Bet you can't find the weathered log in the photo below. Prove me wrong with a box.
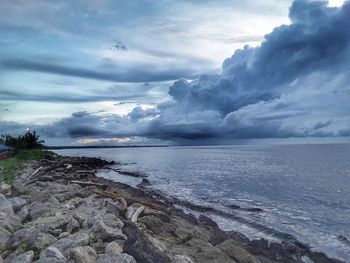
[94,190,170,215]
[25,166,43,181]
[70,180,107,189]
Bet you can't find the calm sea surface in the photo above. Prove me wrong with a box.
[55,144,350,261]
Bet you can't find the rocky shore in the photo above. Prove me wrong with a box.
[0,155,344,263]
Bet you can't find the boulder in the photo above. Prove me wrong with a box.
[0,184,11,195]
[29,200,61,220]
[141,207,171,223]
[171,238,234,263]
[17,206,30,222]
[0,211,21,231]
[11,250,34,263]
[0,194,13,214]
[40,247,67,261]
[6,227,57,251]
[48,231,89,258]
[105,241,123,255]
[0,226,11,245]
[89,215,126,242]
[138,215,176,235]
[216,239,261,263]
[123,222,171,263]
[8,197,26,212]
[173,255,194,263]
[96,253,137,263]
[70,246,97,263]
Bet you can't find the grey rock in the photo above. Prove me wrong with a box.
[216,239,261,263]
[70,246,97,263]
[0,184,11,195]
[11,250,34,263]
[0,226,11,245]
[17,206,30,222]
[173,255,194,263]
[8,197,26,212]
[49,231,90,258]
[89,215,126,242]
[29,200,60,220]
[58,232,70,239]
[105,241,123,255]
[28,215,70,234]
[0,211,21,232]
[96,254,137,263]
[6,227,57,251]
[141,207,171,223]
[40,247,67,261]
[0,194,13,214]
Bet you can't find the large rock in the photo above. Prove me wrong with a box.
[48,231,90,258]
[123,222,171,263]
[0,184,11,195]
[96,253,137,263]
[216,239,261,263]
[29,199,61,220]
[0,211,21,231]
[141,207,171,223]
[39,247,67,261]
[8,197,26,212]
[17,206,30,222]
[11,250,34,263]
[105,241,123,255]
[70,246,97,263]
[0,194,13,214]
[88,214,126,242]
[138,215,176,235]
[6,227,57,251]
[172,238,234,263]
[0,226,11,245]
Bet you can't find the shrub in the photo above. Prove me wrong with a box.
[0,130,44,150]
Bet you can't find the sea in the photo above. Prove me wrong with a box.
[55,144,350,261]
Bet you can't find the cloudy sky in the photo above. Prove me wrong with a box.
[0,0,349,146]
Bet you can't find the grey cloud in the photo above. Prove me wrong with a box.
[1,59,198,83]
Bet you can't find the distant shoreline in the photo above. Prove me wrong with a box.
[46,145,169,150]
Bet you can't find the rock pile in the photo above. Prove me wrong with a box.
[0,156,343,263]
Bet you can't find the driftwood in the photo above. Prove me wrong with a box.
[94,190,170,215]
[26,166,43,181]
[70,180,107,189]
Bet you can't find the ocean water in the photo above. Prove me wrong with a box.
[55,144,350,261]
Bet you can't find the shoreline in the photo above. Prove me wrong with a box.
[0,155,344,263]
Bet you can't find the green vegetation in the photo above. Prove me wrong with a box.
[0,130,56,184]
[0,130,44,150]
[0,149,56,185]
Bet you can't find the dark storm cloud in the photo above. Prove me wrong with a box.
[1,59,198,83]
[3,0,350,142]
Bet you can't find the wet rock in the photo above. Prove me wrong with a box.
[6,227,57,251]
[216,239,261,263]
[123,222,171,263]
[8,197,26,212]
[11,250,34,263]
[39,247,67,261]
[0,226,11,245]
[0,195,13,214]
[96,253,137,263]
[138,215,176,235]
[105,241,123,255]
[198,214,219,229]
[70,246,97,263]
[173,238,233,263]
[141,207,171,223]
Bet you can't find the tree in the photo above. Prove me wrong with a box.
[0,130,45,150]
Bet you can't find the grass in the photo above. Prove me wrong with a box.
[0,149,57,185]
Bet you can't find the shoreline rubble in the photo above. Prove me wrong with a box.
[0,155,344,263]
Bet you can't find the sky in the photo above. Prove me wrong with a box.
[0,0,349,146]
